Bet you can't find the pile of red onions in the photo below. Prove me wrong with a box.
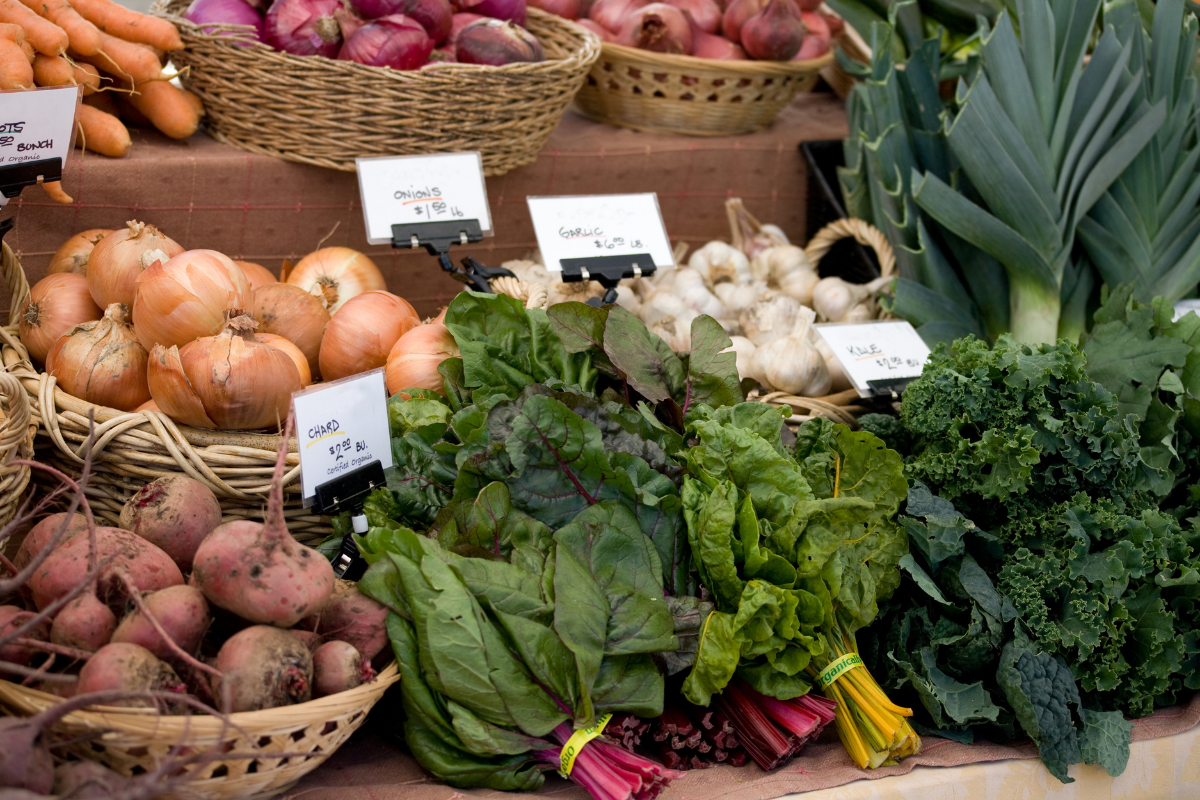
[539,0,839,62]
[192,0,548,68]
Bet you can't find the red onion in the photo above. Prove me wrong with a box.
[530,0,579,18]
[455,0,526,25]
[574,17,613,40]
[184,0,263,41]
[348,0,452,43]
[455,18,544,63]
[663,0,718,33]
[333,4,366,37]
[792,10,828,60]
[448,11,485,42]
[720,0,761,43]
[740,0,803,60]
[577,0,596,17]
[615,3,691,53]
[265,0,344,55]
[588,0,646,33]
[796,0,819,8]
[689,12,743,58]
[338,14,434,67]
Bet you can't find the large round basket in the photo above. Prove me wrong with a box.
[0,663,399,800]
[151,2,601,175]
[0,370,34,527]
[0,245,332,542]
[573,41,834,136]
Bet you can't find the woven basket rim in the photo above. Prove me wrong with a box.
[590,39,836,77]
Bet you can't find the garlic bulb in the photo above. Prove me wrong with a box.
[649,309,698,352]
[674,269,726,319]
[547,274,605,306]
[842,301,879,323]
[502,259,552,286]
[46,303,151,411]
[689,242,751,285]
[614,284,642,316]
[740,291,802,346]
[752,245,813,285]
[812,276,892,322]
[778,267,820,306]
[642,292,687,326]
[714,281,767,316]
[749,307,830,396]
[723,335,757,379]
[814,334,851,392]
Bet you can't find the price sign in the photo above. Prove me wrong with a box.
[0,85,80,167]
[357,152,493,245]
[1174,300,1200,321]
[527,194,675,272]
[815,320,931,396]
[291,369,393,503]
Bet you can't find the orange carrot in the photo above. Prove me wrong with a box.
[0,38,34,88]
[0,21,25,42]
[32,52,69,83]
[72,57,98,91]
[0,0,67,55]
[76,102,128,156]
[181,87,203,118]
[80,33,160,83]
[113,92,150,126]
[19,0,102,55]
[82,87,115,115]
[125,78,198,139]
[17,38,32,61]
[40,179,72,204]
[67,0,181,50]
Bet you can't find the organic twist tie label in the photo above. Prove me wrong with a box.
[817,653,864,689]
[559,713,613,778]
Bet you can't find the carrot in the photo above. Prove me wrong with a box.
[79,33,161,83]
[0,0,67,55]
[32,52,69,83]
[0,38,33,88]
[181,87,203,119]
[76,102,128,156]
[17,38,32,61]
[40,179,72,204]
[18,0,102,55]
[67,0,181,51]
[113,92,150,126]
[82,87,116,115]
[125,78,198,139]
[73,57,98,91]
[0,21,25,43]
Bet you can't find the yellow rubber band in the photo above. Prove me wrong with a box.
[559,713,613,778]
[817,652,864,689]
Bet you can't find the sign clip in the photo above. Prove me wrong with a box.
[560,254,657,306]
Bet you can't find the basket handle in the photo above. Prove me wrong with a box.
[803,218,895,280]
[490,275,549,309]
[2,242,30,331]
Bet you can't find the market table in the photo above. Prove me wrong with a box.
[281,694,1200,800]
[0,92,847,317]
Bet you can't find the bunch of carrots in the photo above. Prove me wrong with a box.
[0,0,201,203]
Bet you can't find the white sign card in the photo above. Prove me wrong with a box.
[1174,299,1200,321]
[291,369,393,503]
[815,320,931,396]
[356,152,493,246]
[527,194,675,273]
[0,85,80,169]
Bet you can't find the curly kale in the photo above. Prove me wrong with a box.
[858,413,913,456]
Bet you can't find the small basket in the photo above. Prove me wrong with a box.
[152,3,601,175]
[0,370,34,527]
[573,41,834,136]
[0,246,331,542]
[0,664,400,800]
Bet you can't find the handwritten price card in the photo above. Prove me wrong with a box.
[815,320,931,396]
[527,194,675,272]
[0,85,80,167]
[357,152,493,245]
[291,370,393,503]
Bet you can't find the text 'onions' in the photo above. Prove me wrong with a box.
[338,14,434,68]
[20,274,103,363]
[264,0,344,56]
[319,290,420,382]
[133,249,253,351]
[49,229,113,276]
[235,261,278,291]
[148,314,302,430]
[385,322,459,394]
[46,303,151,412]
[286,247,385,314]
[251,282,330,379]
[87,220,184,310]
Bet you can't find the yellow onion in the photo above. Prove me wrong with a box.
[87,220,184,309]
[256,333,312,387]
[236,261,278,291]
[20,274,102,363]
[148,314,301,430]
[46,303,151,411]
[251,283,330,379]
[286,247,385,313]
[49,229,114,276]
[136,398,161,412]
[132,249,253,351]
[319,291,420,382]
[386,322,458,395]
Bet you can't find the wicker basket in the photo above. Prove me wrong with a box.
[0,663,399,800]
[0,245,332,542]
[151,3,601,175]
[0,370,34,527]
[573,41,834,136]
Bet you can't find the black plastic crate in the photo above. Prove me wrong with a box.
[801,140,882,285]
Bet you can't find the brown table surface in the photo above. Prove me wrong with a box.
[3,94,847,317]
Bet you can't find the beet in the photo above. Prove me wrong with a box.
[50,589,116,652]
[312,639,374,697]
[54,760,125,799]
[112,585,210,662]
[300,578,389,660]
[0,605,50,665]
[120,476,222,573]
[13,512,88,570]
[213,625,313,711]
[29,527,183,611]
[77,643,185,705]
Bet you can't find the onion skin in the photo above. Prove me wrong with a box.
[455,0,526,24]
[235,261,278,291]
[132,249,253,351]
[136,399,161,412]
[448,11,484,43]
[739,0,803,60]
[573,17,613,39]
[49,229,114,276]
[616,3,692,53]
[792,10,828,60]
[256,333,312,386]
[20,274,103,363]
[184,0,264,42]
[87,220,184,310]
[319,291,420,382]
[692,27,744,58]
[664,0,719,33]
[385,322,459,394]
[349,0,452,43]
[720,0,762,43]
[338,14,434,69]
[46,303,151,412]
[589,0,647,33]
[264,0,344,56]
[251,283,330,379]
[456,18,544,64]
[148,315,301,430]
[286,247,385,314]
